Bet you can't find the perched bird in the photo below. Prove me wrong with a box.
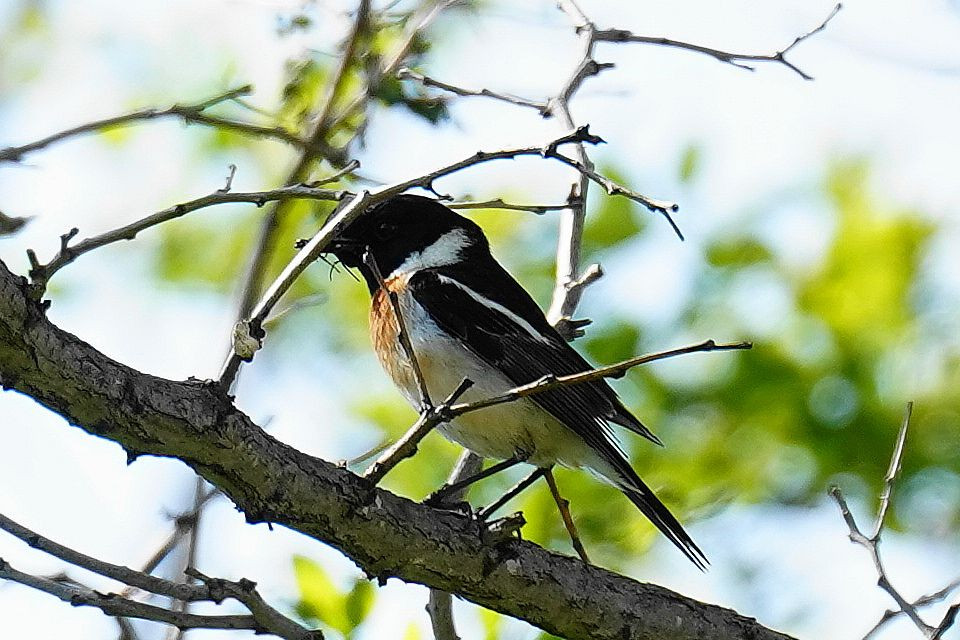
[326,194,705,568]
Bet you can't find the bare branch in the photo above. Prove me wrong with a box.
[863,577,960,639]
[363,249,433,409]
[0,558,260,633]
[0,86,323,164]
[445,339,752,418]
[397,68,550,115]
[544,468,590,563]
[829,402,948,640]
[447,198,569,214]
[25,184,348,299]
[0,512,321,640]
[0,512,204,602]
[873,401,912,539]
[362,378,474,485]
[593,4,843,81]
[331,0,461,126]
[228,0,373,385]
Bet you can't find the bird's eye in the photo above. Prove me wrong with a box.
[375,221,397,240]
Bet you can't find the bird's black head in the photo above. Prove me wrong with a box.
[327,194,488,293]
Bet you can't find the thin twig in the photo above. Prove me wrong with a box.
[873,402,912,540]
[331,0,460,126]
[362,378,474,485]
[230,0,373,383]
[444,339,751,418]
[0,558,259,632]
[544,469,590,563]
[168,478,208,640]
[363,249,433,409]
[863,577,960,639]
[397,68,550,115]
[0,513,321,639]
[0,512,204,601]
[0,86,319,163]
[25,185,348,298]
[592,4,843,81]
[829,402,955,640]
[448,199,569,214]
[217,126,643,381]
[546,0,606,328]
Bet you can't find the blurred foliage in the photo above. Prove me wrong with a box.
[293,555,376,638]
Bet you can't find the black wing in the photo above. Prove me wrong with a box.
[409,262,655,457]
[409,263,707,569]
[418,260,660,445]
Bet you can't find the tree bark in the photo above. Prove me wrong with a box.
[0,258,795,640]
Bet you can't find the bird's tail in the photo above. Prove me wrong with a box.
[595,456,708,570]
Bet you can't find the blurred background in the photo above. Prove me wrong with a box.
[1,0,958,638]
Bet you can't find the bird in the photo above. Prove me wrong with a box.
[325,193,706,568]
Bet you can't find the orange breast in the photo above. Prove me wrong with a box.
[370,281,417,399]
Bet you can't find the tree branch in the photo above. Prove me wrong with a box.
[0,513,321,640]
[0,257,794,640]
[396,68,550,115]
[830,402,958,640]
[24,185,348,299]
[0,86,324,164]
[0,558,261,633]
[217,126,664,381]
[592,4,843,81]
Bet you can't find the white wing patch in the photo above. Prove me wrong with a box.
[437,274,550,344]
[387,228,471,279]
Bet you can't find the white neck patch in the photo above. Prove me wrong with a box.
[387,228,471,279]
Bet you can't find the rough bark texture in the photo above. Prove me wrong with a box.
[0,258,795,640]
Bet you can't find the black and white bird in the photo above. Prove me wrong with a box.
[326,193,705,568]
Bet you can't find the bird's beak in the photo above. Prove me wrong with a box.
[324,236,365,268]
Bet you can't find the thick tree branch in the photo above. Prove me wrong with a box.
[0,257,793,640]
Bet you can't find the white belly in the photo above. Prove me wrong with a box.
[378,287,603,471]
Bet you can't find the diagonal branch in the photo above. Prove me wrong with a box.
[0,513,321,640]
[217,126,668,383]
[25,184,348,299]
[0,558,261,634]
[445,339,751,418]
[0,257,794,640]
[396,68,550,115]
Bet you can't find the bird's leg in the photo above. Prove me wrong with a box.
[426,454,525,506]
[543,468,591,563]
[476,467,547,521]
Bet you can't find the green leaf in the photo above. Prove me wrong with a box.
[343,579,375,631]
[678,144,701,184]
[582,166,644,253]
[705,237,773,267]
[292,555,343,628]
